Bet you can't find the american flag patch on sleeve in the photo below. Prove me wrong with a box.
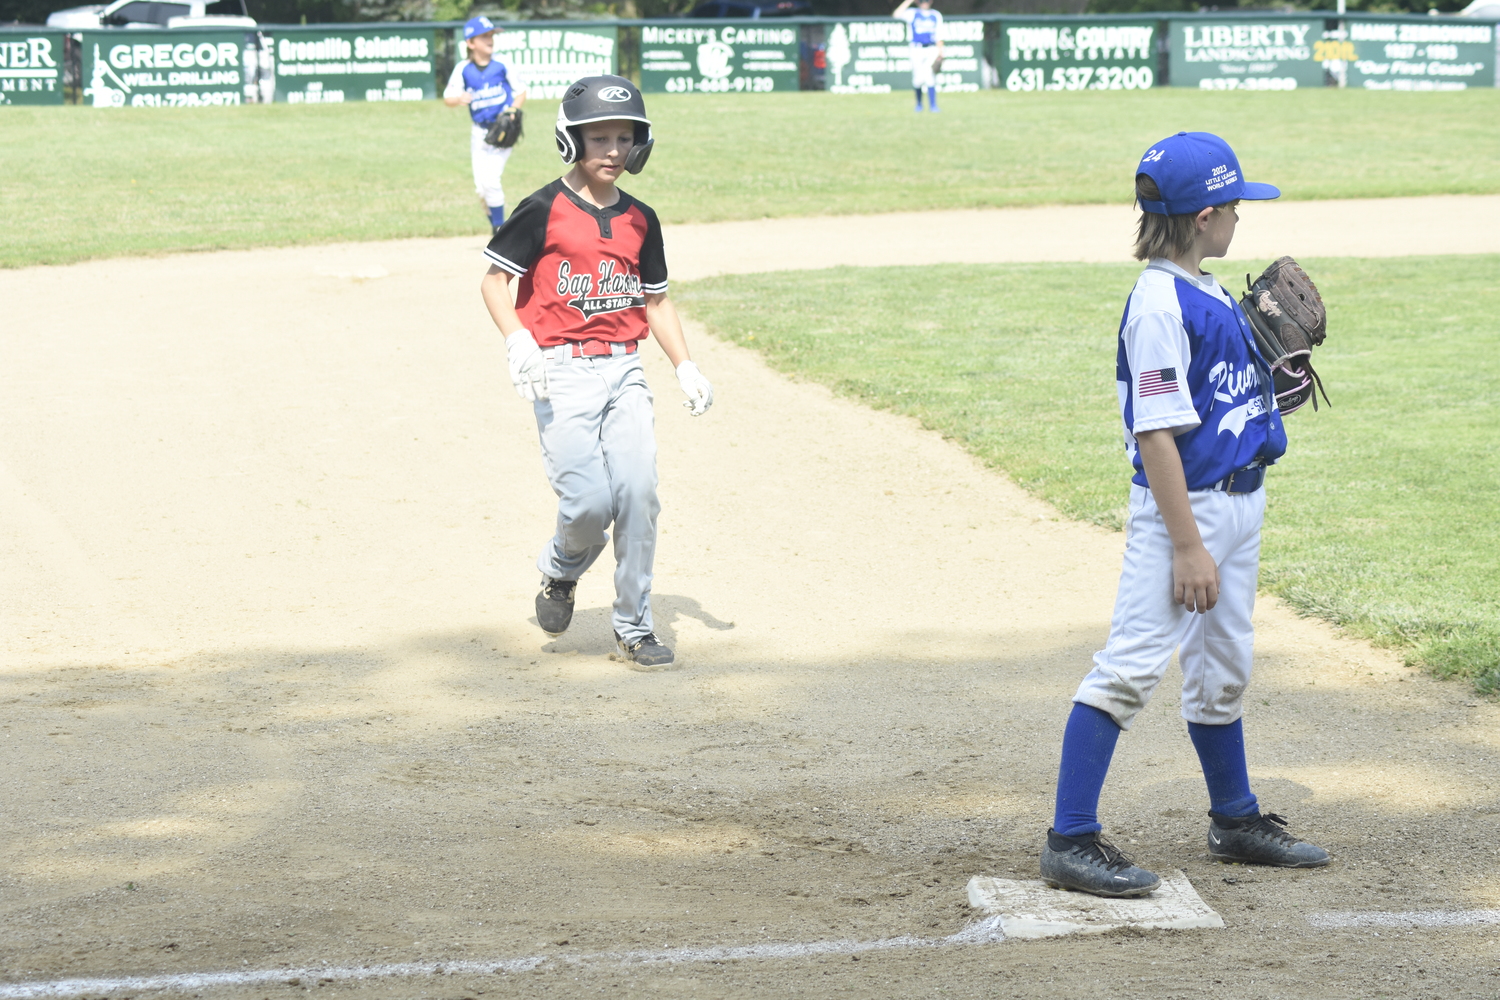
[1138,367,1179,397]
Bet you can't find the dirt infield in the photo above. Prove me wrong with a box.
[1,204,1497,998]
[662,194,1500,279]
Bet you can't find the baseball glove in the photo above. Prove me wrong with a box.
[484,108,523,149]
[1239,256,1329,415]
[932,54,944,72]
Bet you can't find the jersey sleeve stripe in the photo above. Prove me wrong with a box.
[483,248,527,276]
[1133,411,1200,434]
[641,280,668,294]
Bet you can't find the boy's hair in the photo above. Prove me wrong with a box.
[1132,174,1235,261]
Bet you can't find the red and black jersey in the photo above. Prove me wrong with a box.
[484,179,668,347]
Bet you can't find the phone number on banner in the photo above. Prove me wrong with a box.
[662,75,777,93]
[1197,77,1298,90]
[1005,65,1154,91]
[130,90,242,106]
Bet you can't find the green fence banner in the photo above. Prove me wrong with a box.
[81,29,249,107]
[824,17,984,94]
[1168,18,1324,90]
[639,22,797,94]
[494,26,616,99]
[1345,19,1494,90]
[270,27,435,103]
[0,30,65,105]
[999,20,1156,92]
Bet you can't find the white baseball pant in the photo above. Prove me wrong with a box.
[1073,483,1266,730]
[910,45,939,89]
[532,350,659,644]
[470,124,513,209]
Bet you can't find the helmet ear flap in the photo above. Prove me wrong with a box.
[554,125,580,164]
[624,124,653,175]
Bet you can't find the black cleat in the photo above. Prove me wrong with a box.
[1040,829,1161,898]
[1208,811,1330,868]
[613,631,674,669]
[535,577,576,636]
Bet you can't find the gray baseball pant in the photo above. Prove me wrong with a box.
[532,350,659,643]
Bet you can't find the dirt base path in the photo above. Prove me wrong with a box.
[664,194,1500,278]
[1,205,1497,998]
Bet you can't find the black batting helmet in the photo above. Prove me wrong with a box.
[554,75,654,175]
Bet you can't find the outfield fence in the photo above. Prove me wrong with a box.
[2,10,1497,108]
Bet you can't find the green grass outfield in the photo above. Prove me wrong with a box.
[675,256,1500,696]
[7,88,1500,267]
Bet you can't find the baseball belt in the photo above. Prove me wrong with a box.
[546,340,639,361]
[1207,464,1265,495]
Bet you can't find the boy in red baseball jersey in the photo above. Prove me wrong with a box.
[479,76,713,669]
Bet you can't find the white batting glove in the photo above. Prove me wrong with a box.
[505,328,549,402]
[676,360,713,417]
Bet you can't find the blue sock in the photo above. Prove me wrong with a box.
[1052,703,1122,838]
[927,86,938,110]
[1187,719,1259,818]
[488,204,506,229]
[913,88,923,109]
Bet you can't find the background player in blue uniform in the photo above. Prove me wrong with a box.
[894,0,943,112]
[1040,132,1331,898]
[444,15,527,234]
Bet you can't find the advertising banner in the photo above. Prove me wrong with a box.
[1168,19,1323,90]
[494,26,616,99]
[270,27,434,104]
[81,29,248,107]
[639,22,797,94]
[999,20,1156,92]
[1344,19,1493,90]
[0,30,65,106]
[824,17,984,94]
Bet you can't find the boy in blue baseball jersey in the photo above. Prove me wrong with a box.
[444,16,527,234]
[1040,132,1330,898]
[894,0,943,112]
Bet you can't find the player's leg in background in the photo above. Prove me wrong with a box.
[1180,489,1266,818]
[1059,484,1200,834]
[911,57,936,111]
[471,125,513,232]
[596,355,660,645]
[533,357,614,587]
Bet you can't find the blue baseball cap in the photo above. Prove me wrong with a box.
[463,15,496,39]
[1136,132,1280,216]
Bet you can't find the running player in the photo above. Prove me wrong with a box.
[1040,132,1330,897]
[894,0,943,112]
[478,76,714,670]
[444,15,527,234]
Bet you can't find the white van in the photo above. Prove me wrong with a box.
[46,0,256,30]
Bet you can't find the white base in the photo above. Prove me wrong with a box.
[967,870,1225,940]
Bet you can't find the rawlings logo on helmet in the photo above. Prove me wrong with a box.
[599,86,633,102]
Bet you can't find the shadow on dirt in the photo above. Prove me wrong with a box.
[1,621,1497,990]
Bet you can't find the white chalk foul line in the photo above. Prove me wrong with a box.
[0,917,1006,999]
[1308,909,1500,930]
